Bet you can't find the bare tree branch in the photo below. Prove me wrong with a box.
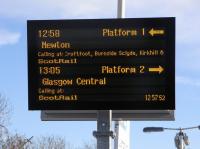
[30,136,66,149]
[0,94,11,127]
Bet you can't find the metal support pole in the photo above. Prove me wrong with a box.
[93,1,126,149]
[116,1,131,149]
[93,110,115,149]
[177,131,185,149]
[117,0,125,18]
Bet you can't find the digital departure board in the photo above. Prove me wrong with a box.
[27,18,175,110]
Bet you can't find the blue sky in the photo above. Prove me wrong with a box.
[0,0,200,148]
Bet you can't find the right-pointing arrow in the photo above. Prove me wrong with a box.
[149,65,164,74]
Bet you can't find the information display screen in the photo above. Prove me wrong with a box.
[27,18,175,110]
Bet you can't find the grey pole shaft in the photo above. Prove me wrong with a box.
[93,110,114,149]
[93,1,126,149]
[116,1,131,149]
[117,0,125,18]
[179,135,184,149]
